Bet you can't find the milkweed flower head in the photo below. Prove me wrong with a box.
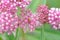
[0,1,19,35]
[48,8,60,29]
[36,5,49,24]
[19,9,41,32]
[0,12,19,35]
[15,0,31,8]
[0,1,17,13]
[0,0,31,8]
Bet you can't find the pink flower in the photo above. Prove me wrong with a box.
[0,2,19,35]
[15,0,31,8]
[0,12,18,35]
[0,1,17,13]
[36,5,49,24]
[0,0,31,8]
[19,9,41,32]
[0,0,9,3]
[48,8,60,29]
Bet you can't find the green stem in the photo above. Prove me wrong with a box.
[15,28,26,40]
[21,29,26,40]
[41,24,45,40]
[15,28,20,40]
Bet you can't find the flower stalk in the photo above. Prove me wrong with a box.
[21,29,26,40]
[41,24,45,40]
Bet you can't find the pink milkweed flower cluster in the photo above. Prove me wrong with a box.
[1,0,60,35]
[15,0,31,8]
[0,1,17,13]
[0,12,18,35]
[0,0,32,35]
[48,8,60,29]
[19,9,41,32]
[36,5,49,24]
[0,0,31,8]
[36,5,60,30]
[19,5,49,32]
[0,2,19,35]
[0,0,49,34]
[19,6,60,31]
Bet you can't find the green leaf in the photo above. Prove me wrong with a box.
[28,0,41,12]
[4,33,15,40]
[47,0,60,8]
